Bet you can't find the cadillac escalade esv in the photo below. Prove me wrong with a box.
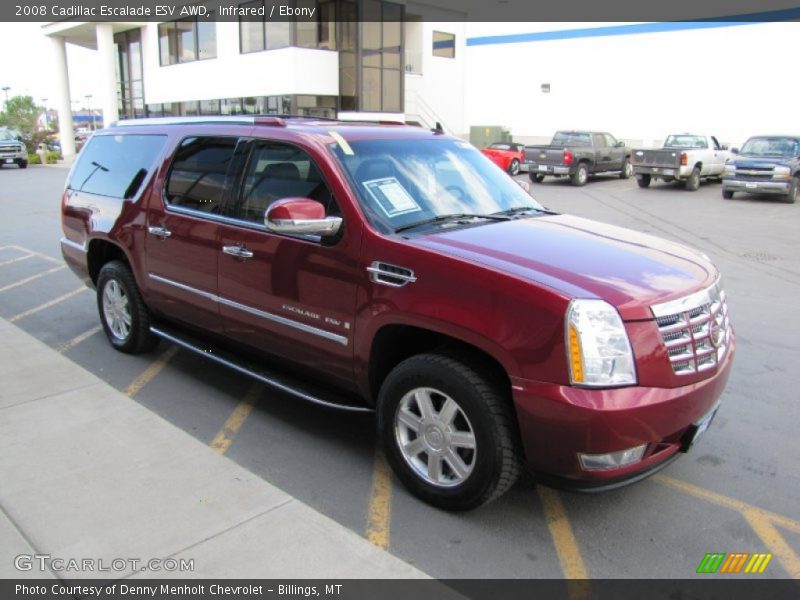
[61,116,734,510]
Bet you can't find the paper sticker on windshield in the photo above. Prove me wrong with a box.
[363,177,421,217]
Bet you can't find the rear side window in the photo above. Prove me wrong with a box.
[165,136,237,213]
[68,134,167,198]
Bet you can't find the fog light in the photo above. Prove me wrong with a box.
[578,444,647,471]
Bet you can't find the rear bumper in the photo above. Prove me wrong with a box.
[633,165,689,178]
[722,178,791,195]
[526,163,571,175]
[511,337,734,489]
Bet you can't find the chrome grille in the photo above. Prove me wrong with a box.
[651,280,732,376]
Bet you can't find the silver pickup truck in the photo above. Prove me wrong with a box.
[631,134,732,191]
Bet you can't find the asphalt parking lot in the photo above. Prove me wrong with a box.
[0,164,798,581]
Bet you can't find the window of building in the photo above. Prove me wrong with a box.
[68,134,167,199]
[432,31,455,58]
[239,0,336,53]
[235,141,336,223]
[166,137,238,213]
[115,29,146,119]
[159,18,217,65]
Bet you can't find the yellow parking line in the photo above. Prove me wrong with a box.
[365,449,393,550]
[123,345,178,397]
[9,287,89,322]
[56,325,102,353]
[210,383,263,455]
[0,254,35,267]
[537,486,590,599]
[0,265,66,293]
[653,474,800,533]
[743,509,800,578]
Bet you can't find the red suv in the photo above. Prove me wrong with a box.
[61,116,734,510]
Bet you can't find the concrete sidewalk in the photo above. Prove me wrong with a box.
[0,317,426,580]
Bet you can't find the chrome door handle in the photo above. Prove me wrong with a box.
[222,245,254,259]
[147,226,171,239]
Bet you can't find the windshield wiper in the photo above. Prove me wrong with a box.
[492,205,555,217]
[395,213,508,233]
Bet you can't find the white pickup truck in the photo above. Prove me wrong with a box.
[631,134,733,191]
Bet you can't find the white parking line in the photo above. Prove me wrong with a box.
[9,287,89,323]
[4,245,61,265]
[0,265,66,293]
[56,325,103,353]
[0,254,35,267]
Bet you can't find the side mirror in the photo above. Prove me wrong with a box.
[731,147,739,155]
[265,198,342,237]
[515,179,532,194]
[720,144,729,150]
[615,141,625,148]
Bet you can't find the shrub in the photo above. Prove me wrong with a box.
[45,151,60,164]
[27,153,41,164]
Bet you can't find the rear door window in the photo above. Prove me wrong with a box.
[165,136,238,213]
[68,134,167,199]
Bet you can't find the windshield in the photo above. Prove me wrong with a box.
[740,137,799,157]
[0,129,17,141]
[664,135,708,149]
[552,132,591,146]
[330,138,544,233]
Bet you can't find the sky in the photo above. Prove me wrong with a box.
[0,22,97,111]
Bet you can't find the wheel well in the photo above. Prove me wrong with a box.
[368,325,512,402]
[694,162,703,171]
[87,239,129,284]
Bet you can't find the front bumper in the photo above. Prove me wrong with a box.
[511,337,734,489]
[722,178,791,195]
[0,150,26,164]
[526,163,571,175]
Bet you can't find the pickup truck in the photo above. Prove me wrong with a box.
[631,134,732,191]
[61,116,734,510]
[525,131,632,186]
[0,128,28,169]
[722,135,800,203]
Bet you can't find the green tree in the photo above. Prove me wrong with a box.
[0,95,48,151]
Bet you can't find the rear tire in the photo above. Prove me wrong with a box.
[508,159,520,176]
[570,163,589,186]
[529,173,545,183]
[722,190,734,199]
[685,167,701,191]
[377,353,520,511]
[97,261,158,354]
[637,174,651,188]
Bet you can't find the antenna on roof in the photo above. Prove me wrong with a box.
[432,121,444,135]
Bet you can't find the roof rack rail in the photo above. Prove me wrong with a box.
[111,114,342,128]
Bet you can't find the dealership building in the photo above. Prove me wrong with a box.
[43,4,797,156]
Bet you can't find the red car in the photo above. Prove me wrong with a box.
[480,142,525,176]
[61,117,733,510]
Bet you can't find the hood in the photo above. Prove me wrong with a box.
[0,139,22,147]
[409,214,717,320]
[732,156,793,169]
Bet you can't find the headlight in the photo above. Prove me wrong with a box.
[723,164,736,177]
[773,166,791,180]
[566,299,637,387]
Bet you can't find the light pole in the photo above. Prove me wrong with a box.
[41,98,49,130]
[1,86,10,106]
[85,94,94,130]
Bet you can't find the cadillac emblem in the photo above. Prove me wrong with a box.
[708,314,724,348]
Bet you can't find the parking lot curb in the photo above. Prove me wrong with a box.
[0,317,428,580]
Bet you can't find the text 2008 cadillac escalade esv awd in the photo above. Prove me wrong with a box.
[61,116,734,510]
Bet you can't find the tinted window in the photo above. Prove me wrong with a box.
[165,137,237,213]
[664,135,708,149]
[234,142,336,223]
[552,132,592,146]
[593,134,607,148]
[604,134,618,147]
[68,134,167,199]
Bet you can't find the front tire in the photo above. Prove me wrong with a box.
[637,174,651,188]
[722,190,734,199]
[18,160,28,169]
[685,167,701,191]
[783,176,798,203]
[620,158,632,179]
[570,163,589,186]
[97,261,157,354]
[377,354,520,511]
[508,159,520,176]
